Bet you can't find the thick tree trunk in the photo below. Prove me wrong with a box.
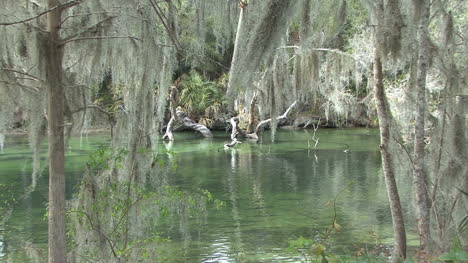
[46,1,66,262]
[413,0,431,261]
[374,52,407,262]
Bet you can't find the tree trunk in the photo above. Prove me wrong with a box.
[247,93,258,133]
[413,0,431,261]
[374,51,407,262]
[46,1,66,262]
[226,1,246,102]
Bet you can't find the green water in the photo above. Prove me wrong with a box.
[0,129,415,262]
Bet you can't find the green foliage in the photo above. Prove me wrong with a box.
[67,145,227,262]
[86,145,127,173]
[179,71,226,126]
[438,240,468,262]
[286,235,393,263]
[342,0,369,49]
[0,183,16,218]
[286,236,329,262]
[456,187,468,234]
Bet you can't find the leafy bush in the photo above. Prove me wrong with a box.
[178,71,226,125]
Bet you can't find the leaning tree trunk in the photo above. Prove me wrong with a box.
[46,1,66,262]
[374,50,407,262]
[413,0,432,261]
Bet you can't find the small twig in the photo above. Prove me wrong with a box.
[59,36,142,45]
[68,210,119,259]
[0,81,40,92]
[392,135,414,165]
[71,104,113,120]
[65,84,92,90]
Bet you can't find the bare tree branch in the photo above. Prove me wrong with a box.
[148,0,181,52]
[247,100,298,139]
[0,0,81,26]
[0,80,40,92]
[60,16,116,45]
[71,104,112,119]
[1,68,44,82]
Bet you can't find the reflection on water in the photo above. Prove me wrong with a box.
[0,129,416,262]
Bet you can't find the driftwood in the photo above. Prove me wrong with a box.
[247,101,297,139]
[163,86,213,141]
[246,100,297,139]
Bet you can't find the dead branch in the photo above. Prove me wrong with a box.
[247,100,298,139]
[148,0,181,53]
[225,117,242,148]
[71,104,113,120]
[59,35,142,46]
[0,80,40,93]
[1,68,44,82]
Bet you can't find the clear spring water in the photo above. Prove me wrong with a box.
[0,129,416,262]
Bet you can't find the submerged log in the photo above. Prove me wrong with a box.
[246,100,297,139]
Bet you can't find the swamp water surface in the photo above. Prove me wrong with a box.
[0,129,416,262]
